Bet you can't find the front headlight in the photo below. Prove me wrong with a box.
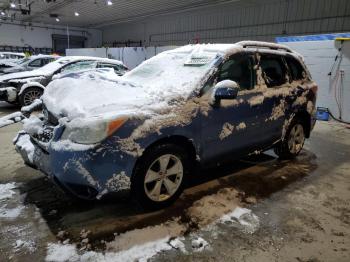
[61,116,127,144]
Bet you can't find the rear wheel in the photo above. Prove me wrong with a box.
[131,143,189,210]
[19,87,43,107]
[274,118,305,159]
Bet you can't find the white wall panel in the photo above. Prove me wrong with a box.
[0,22,102,49]
[66,46,178,69]
[283,40,350,122]
[102,0,350,46]
[66,48,107,58]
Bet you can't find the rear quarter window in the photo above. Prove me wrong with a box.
[285,56,306,80]
[259,54,288,88]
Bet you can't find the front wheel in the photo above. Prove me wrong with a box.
[274,119,305,159]
[131,143,189,210]
[19,87,43,107]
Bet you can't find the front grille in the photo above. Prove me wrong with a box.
[33,126,54,143]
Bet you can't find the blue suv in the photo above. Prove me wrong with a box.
[15,41,317,209]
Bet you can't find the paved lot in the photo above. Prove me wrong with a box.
[0,102,349,261]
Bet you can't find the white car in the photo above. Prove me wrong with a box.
[0,52,26,62]
[0,55,59,75]
[0,56,128,106]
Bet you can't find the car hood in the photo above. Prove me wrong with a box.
[0,60,18,67]
[2,65,26,73]
[41,69,188,121]
[0,68,46,82]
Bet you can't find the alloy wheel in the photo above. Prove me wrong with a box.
[144,154,183,202]
[288,124,305,154]
[23,90,42,106]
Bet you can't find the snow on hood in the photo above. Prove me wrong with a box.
[0,60,18,67]
[0,67,47,81]
[42,47,223,120]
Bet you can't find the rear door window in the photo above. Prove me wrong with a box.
[28,59,42,68]
[285,56,306,80]
[42,58,55,66]
[259,54,287,87]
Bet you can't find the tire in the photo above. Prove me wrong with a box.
[131,143,190,210]
[274,118,306,159]
[19,87,43,107]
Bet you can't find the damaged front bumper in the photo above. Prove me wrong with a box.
[14,127,137,200]
[0,87,18,103]
[14,131,51,174]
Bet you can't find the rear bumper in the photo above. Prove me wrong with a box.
[0,87,17,102]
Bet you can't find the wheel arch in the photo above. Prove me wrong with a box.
[18,82,45,96]
[132,135,198,178]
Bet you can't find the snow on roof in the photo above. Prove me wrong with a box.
[166,43,243,57]
[0,52,25,56]
[57,56,123,65]
[28,54,60,59]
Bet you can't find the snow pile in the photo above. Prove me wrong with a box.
[219,207,260,233]
[23,115,43,135]
[13,239,36,253]
[46,237,173,262]
[0,206,25,219]
[0,182,16,200]
[0,183,24,219]
[15,134,35,163]
[168,237,188,254]
[46,217,188,261]
[191,237,210,252]
[21,98,43,114]
[46,243,79,262]
[0,111,23,128]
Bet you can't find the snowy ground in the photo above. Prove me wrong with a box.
[0,102,349,261]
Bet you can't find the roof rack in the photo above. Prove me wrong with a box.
[237,41,293,53]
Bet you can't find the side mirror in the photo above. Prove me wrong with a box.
[213,80,239,102]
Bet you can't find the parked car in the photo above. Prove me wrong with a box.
[0,52,25,61]
[0,55,59,75]
[14,41,317,209]
[0,56,128,106]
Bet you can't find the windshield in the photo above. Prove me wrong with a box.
[18,58,30,64]
[32,58,75,74]
[123,50,219,97]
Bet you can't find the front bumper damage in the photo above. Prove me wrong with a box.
[14,126,136,200]
[14,131,51,174]
[0,87,17,102]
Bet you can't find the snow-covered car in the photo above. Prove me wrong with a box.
[0,55,59,75]
[14,41,317,209]
[0,56,128,106]
[0,52,25,61]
